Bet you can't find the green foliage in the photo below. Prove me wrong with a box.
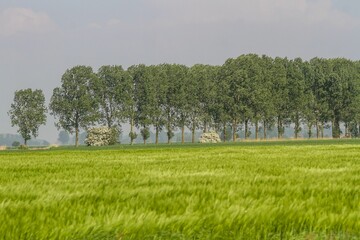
[49,66,99,147]
[94,65,132,129]
[166,130,175,141]
[140,127,150,143]
[8,88,47,145]
[128,131,138,143]
[0,141,360,238]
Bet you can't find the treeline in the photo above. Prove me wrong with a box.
[9,54,360,146]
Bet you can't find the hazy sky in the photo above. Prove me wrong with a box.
[1,0,360,143]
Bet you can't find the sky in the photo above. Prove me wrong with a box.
[1,0,360,143]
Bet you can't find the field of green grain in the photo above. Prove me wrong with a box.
[0,140,359,239]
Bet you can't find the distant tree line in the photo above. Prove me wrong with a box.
[8,54,360,146]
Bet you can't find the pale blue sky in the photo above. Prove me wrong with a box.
[1,0,360,143]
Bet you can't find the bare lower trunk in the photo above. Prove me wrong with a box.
[232,119,237,142]
[203,121,207,133]
[223,122,227,142]
[244,119,248,140]
[181,125,185,144]
[263,121,267,140]
[294,115,300,139]
[130,118,134,145]
[75,128,79,147]
[332,116,341,138]
[155,126,159,144]
[308,122,312,139]
[255,121,259,140]
[316,122,319,139]
[277,117,283,139]
[345,123,348,137]
[192,121,195,143]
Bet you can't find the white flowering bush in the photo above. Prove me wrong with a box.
[85,127,119,146]
[199,131,222,143]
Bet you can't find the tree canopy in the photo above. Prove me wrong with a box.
[8,88,47,145]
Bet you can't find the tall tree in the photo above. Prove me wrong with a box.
[221,58,243,142]
[308,58,332,138]
[144,65,167,144]
[49,66,98,147]
[132,65,154,144]
[222,55,258,141]
[171,65,190,144]
[187,65,205,143]
[286,58,307,139]
[253,55,275,140]
[127,65,147,144]
[8,89,47,145]
[271,57,289,139]
[162,64,179,144]
[327,58,359,138]
[94,65,130,129]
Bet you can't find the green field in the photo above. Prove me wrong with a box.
[0,140,359,239]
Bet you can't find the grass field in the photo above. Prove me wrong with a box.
[0,140,359,239]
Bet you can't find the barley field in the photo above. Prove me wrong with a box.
[0,140,359,239]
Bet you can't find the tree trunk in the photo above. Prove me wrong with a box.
[277,117,283,139]
[167,130,171,144]
[203,121,207,133]
[192,121,195,143]
[244,119,248,140]
[232,119,237,142]
[223,122,226,142]
[255,121,259,140]
[130,118,134,145]
[316,122,319,139]
[181,125,185,144]
[294,114,300,139]
[321,124,324,138]
[75,127,79,147]
[155,126,159,144]
[24,138,27,145]
[307,122,312,139]
[332,111,340,138]
[263,121,267,140]
[345,123,348,137]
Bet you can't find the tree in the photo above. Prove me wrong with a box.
[222,55,257,141]
[57,130,70,145]
[187,65,205,143]
[140,127,150,144]
[143,65,167,144]
[263,57,289,139]
[131,65,155,144]
[308,58,332,138]
[8,89,47,145]
[127,65,147,144]
[286,58,307,139]
[49,66,99,147]
[171,65,190,144]
[94,65,130,129]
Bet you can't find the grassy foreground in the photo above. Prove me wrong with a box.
[0,140,359,239]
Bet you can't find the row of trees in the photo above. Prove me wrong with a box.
[9,54,360,146]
